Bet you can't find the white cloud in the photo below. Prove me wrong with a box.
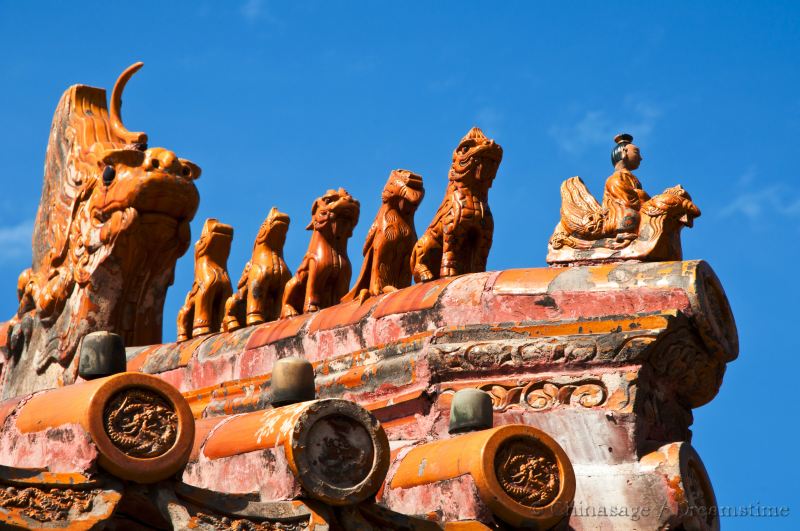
[549,99,662,155]
[241,0,264,22]
[0,219,33,264]
[475,107,503,138]
[719,184,800,220]
[240,0,279,25]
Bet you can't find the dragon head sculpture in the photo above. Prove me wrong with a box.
[638,185,701,261]
[641,185,701,228]
[449,127,503,193]
[382,169,425,216]
[5,63,200,394]
[306,188,360,247]
[255,207,290,249]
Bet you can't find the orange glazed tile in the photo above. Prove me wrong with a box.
[372,277,453,319]
[14,373,195,484]
[0,396,23,427]
[444,523,493,530]
[245,314,312,350]
[178,334,211,366]
[492,267,563,295]
[125,344,161,372]
[390,425,575,529]
[364,389,425,412]
[0,467,95,487]
[0,322,8,348]
[497,312,672,338]
[307,295,383,334]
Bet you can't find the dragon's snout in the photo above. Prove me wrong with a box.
[102,147,201,182]
[145,148,200,180]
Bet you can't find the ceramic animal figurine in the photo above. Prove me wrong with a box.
[281,189,360,317]
[223,207,291,331]
[411,127,502,282]
[177,219,233,341]
[342,170,424,303]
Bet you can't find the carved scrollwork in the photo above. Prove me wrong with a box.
[103,388,178,457]
[525,382,606,410]
[193,512,306,531]
[475,379,607,412]
[429,334,659,377]
[646,326,723,408]
[494,437,560,508]
[0,485,94,522]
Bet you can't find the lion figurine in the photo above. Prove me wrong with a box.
[281,189,360,317]
[342,170,424,304]
[177,218,234,341]
[411,127,503,282]
[222,207,291,331]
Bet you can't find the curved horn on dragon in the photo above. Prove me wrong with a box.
[109,62,148,147]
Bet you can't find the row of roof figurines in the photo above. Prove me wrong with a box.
[177,127,701,341]
[0,62,701,392]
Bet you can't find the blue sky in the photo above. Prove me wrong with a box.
[1,1,798,527]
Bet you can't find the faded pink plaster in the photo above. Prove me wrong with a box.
[158,367,189,392]
[183,447,302,501]
[0,421,98,473]
[381,454,493,524]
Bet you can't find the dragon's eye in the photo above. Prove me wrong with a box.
[102,166,116,186]
[151,159,160,169]
[181,165,191,177]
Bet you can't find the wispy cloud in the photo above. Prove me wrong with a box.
[717,165,800,223]
[719,184,800,220]
[549,98,662,155]
[474,107,503,138]
[241,0,266,22]
[0,219,33,264]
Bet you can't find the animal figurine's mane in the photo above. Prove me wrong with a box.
[343,169,424,303]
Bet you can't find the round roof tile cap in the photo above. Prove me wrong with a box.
[78,331,127,380]
[449,388,494,434]
[271,357,316,406]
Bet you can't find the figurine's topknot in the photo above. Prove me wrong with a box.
[611,133,634,166]
[614,133,633,144]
